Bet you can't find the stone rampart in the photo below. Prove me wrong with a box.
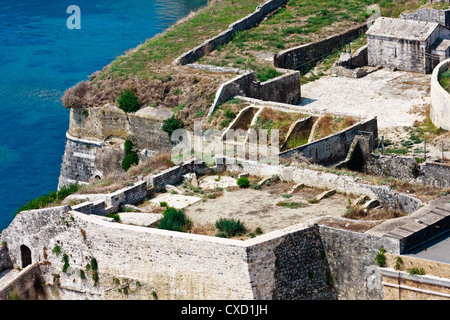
[208,69,301,117]
[430,58,450,131]
[279,117,378,166]
[274,24,367,70]
[0,263,44,300]
[174,0,290,65]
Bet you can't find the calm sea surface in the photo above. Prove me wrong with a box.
[0,0,206,231]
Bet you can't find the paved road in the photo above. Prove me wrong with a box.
[407,231,450,264]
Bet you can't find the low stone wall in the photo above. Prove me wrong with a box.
[281,116,316,151]
[364,154,419,181]
[208,69,301,116]
[419,162,450,188]
[221,156,422,214]
[430,57,450,131]
[274,24,367,70]
[0,263,45,300]
[146,159,210,192]
[174,0,289,65]
[279,117,378,166]
[365,153,450,188]
[332,45,369,78]
[381,268,450,300]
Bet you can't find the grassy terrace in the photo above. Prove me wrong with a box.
[198,0,426,79]
[99,0,263,80]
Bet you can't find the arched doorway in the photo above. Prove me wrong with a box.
[20,245,32,268]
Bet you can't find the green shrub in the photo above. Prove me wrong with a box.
[215,218,247,237]
[124,139,135,155]
[157,206,192,232]
[62,253,70,273]
[90,258,98,272]
[237,177,250,188]
[107,213,121,222]
[117,89,140,113]
[121,152,139,171]
[52,244,62,257]
[162,115,184,136]
[408,267,426,275]
[375,247,386,267]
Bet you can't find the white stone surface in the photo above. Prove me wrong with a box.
[149,193,202,209]
[118,212,163,227]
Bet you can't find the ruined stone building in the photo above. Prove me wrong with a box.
[367,17,450,73]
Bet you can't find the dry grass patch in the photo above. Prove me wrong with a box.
[313,113,357,140]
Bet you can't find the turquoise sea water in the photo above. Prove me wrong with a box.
[0,0,206,231]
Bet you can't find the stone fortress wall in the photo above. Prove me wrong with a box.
[430,58,450,131]
[2,157,450,300]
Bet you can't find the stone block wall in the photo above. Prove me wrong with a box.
[222,156,422,214]
[401,8,450,27]
[0,263,46,300]
[318,226,399,300]
[431,58,450,131]
[246,225,336,300]
[0,246,12,272]
[208,69,301,116]
[274,25,367,70]
[419,162,450,188]
[279,117,378,166]
[364,154,419,181]
[174,0,290,65]
[1,204,403,300]
[147,159,210,192]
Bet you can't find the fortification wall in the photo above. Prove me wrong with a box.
[318,226,399,300]
[430,58,450,131]
[174,0,290,65]
[58,133,123,189]
[279,117,378,166]
[208,69,301,116]
[1,203,373,300]
[274,25,367,70]
[0,246,12,272]
[59,104,173,189]
[68,105,172,151]
[0,263,45,300]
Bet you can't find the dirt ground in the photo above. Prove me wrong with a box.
[299,68,449,160]
[184,178,356,235]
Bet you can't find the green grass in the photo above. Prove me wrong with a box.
[200,0,424,77]
[276,201,303,209]
[215,218,247,237]
[15,184,81,215]
[100,0,262,79]
[157,206,192,233]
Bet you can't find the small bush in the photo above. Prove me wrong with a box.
[117,89,140,113]
[374,247,386,267]
[52,244,62,257]
[62,253,70,273]
[215,218,247,237]
[237,177,250,188]
[107,213,121,222]
[124,139,135,155]
[408,267,426,276]
[122,153,139,171]
[157,206,192,232]
[162,115,184,136]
